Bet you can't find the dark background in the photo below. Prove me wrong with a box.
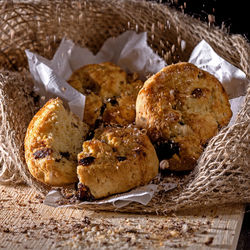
[152,0,249,41]
[148,1,249,249]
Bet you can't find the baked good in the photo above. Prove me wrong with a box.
[24,98,89,186]
[67,62,143,127]
[102,79,143,125]
[136,62,232,171]
[76,126,159,200]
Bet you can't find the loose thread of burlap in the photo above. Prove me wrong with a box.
[0,0,249,214]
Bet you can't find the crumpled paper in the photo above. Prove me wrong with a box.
[26,31,248,209]
[25,31,166,120]
[44,184,159,209]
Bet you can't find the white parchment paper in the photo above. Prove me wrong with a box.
[26,31,249,209]
[25,31,166,120]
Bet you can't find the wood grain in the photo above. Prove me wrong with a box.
[0,185,244,249]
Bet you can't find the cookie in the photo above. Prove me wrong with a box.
[102,79,143,126]
[76,126,159,200]
[24,98,89,186]
[67,62,143,127]
[136,62,232,171]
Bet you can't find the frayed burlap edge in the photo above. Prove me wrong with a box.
[0,0,249,214]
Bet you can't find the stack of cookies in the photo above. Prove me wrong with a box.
[24,62,232,200]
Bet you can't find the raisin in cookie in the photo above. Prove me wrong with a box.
[136,62,232,171]
[25,98,89,186]
[67,62,143,127]
[76,126,159,200]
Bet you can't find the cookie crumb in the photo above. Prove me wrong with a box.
[205,236,214,245]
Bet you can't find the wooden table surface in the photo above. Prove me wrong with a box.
[0,184,245,249]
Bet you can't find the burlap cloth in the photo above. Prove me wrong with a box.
[0,0,249,214]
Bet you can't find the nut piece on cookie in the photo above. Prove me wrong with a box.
[67,62,143,127]
[24,98,89,186]
[136,62,232,171]
[76,126,159,200]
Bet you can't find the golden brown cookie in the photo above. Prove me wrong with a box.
[67,62,143,127]
[76,126,159,200]
[24,98,89,186]
[102,79,143,126]
[136,62,232,171]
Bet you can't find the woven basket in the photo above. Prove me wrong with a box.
[0,0,249,214]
